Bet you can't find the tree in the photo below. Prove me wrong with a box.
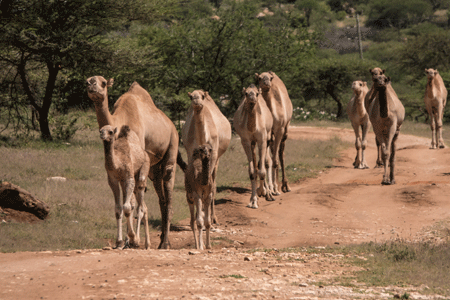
[0,0,174,140]
[366,0,433,29]
[139,0,316,115]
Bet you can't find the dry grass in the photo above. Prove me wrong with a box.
[0,111,350,252]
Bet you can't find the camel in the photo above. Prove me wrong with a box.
[87,76,179,249]
[365,67,386,168]
[185,145,215,250]
[424,68,448,149]
[347,80,370,169]
[182,90,231,225]
[99,125,150,249]
[367,74,405,185]
[233,84,275,209]
[255,71,293,195]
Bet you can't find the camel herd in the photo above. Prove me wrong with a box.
[86,67,447,250]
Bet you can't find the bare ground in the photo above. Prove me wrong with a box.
[1,126,450,300]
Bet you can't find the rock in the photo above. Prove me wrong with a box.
[0,182,50,220]
[244,256,253,261]
[46,177,67,182]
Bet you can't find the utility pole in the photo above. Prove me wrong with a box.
[356,13,363,60]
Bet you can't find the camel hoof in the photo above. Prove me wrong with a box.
[158,241,171,250]
[282,184,291,193]
[247,202,258,209]
[114,240,125,249]
[265,193,275,201]
[439,144,445,149]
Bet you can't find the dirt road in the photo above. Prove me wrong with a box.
[1,126,450,299]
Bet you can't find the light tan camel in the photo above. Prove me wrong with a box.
[365,67,386,167]
[185,144,215,250]
[255,71,293,194]
[368,75,405,185]
[87,76,179,249]
[424,68,448,149]
[234,84,275,209]
[347,80,370,169]
[182,90,231,225]
[99,125,150,249]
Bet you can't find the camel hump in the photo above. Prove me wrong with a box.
[118,125,131,139]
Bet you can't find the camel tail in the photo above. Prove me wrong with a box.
[118,125,131,138]
[177,150,187,173]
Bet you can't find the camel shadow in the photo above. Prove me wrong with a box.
[217,186,250,194]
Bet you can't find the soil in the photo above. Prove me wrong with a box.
[1,126,450,300]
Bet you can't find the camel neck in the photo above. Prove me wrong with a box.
[103,140,118,171]
[194,109,208,146]
[201,155,210,186]
[355,92,366,116]
[95,98,114,128]
[245,102,257,133]
[377,87,388,118]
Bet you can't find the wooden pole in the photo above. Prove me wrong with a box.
[356,13,363,60]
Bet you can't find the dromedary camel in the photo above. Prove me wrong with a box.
[424,68,448,149]
[234,84,275,209]
[255,71,293,194]
[99,125,150,249]
[87,76,179,249]
[368,75,405,185]
[365,67,386,168]
[347,80,370,169]
[182,90,231,226]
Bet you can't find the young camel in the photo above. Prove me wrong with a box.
[368,75,405,185]
[87,76,179,249]
[365,67,386,168]
[255,71,293,194]
[424,68,448,149]
[347,80,370,169]
[185,144,214,250]
[182,90,231,226]
[234,84,275,209]
[99,125,150,249]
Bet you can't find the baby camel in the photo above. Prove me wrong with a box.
[424,68,447,149]
[234,84,274,209]
[100,125,150,249]
[185,145,214,250]
[368,75,405,185]
[347,80,370,169]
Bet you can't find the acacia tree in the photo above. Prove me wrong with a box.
[0,0,173,140]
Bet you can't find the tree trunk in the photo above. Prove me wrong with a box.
[326,86,343,118]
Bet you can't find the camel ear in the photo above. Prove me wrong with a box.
[387,76,391,83]
[369,68,372,73]
[113,127,118,135]
[255,73,260,80]
[382,69,386,74]
[435,70,439,75]
[204,91,209,99]
[188,92,193,99]
[242,87,246,95]
[193,148,200,158]
[107,78,114,88]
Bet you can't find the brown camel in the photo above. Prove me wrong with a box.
[99,125,150,249]
[182,90,231,225]
[347,80,370,169]
[255,71,293,194]
[87,76,179,249]
[234,84,275,209]
[185,145,215,250]
[424,68,448,149]
[368,75,405,185]
[365,67,386,167]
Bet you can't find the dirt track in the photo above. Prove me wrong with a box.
[1,126,450,299]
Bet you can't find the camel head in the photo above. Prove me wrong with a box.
[255,71,274,91]
[86,76,114,104]
[425,68,438,79]
[99,125,118,142]
[242,84,260,109]
[188,90,208,112]
[369,68,385,81]
[352,80,367,94]
[373,75,391,90]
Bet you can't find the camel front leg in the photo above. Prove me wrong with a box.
[204,191,212,249]
[429,107,437,149]
[270,134,282,195]
[360,122,370,169]
[195,194,205,250]
[187,193,199,249]
[375,137,384,168]
[122,180,137,248]
[257,139,274,201]
[107,175,124,249]
[381,124,397,185]
[134,158,151,249]
[351,122,362,168]
[210,160,219,225]
[242,140,258,208]
[279,126,291,193]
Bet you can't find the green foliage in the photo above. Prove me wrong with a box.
[366,0,433,29]
[52,115,79,141]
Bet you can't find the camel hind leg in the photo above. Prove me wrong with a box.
[389,132,399,184]
[279,125,291,193]
[360,122,370,169]
[134,159,150,249]
[429,106,437,149]
[437,103,445,148]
